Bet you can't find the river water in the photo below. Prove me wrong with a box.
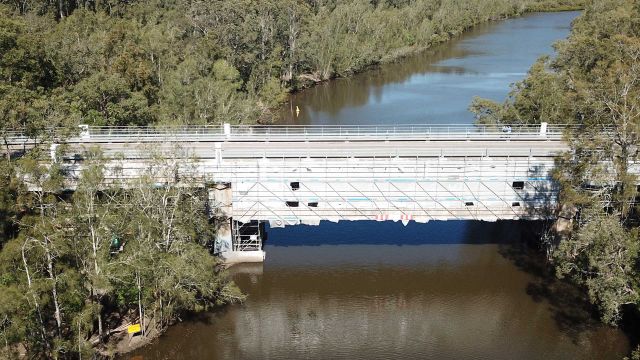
[129,11,631,359]
[279,11,577,125]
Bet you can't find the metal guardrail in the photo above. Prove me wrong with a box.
[4,123,569,144]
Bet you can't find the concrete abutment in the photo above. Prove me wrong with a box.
[209,182,266,264]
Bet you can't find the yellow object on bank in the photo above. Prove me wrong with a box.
[127,324,141,334]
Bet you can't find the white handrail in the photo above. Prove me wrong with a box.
[3,123,573,144]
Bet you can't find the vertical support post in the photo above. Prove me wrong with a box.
[210,183,233,255]
[50,143,59,163]
[222,219,265,263]
[79,124,90,140]
[539,122,548,137]
[215,143,222,167]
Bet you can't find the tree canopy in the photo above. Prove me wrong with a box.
[0,0,589,357]
[0,0,585,129]
[470,0,640,326]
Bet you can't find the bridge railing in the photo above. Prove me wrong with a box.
[5,123,571,144]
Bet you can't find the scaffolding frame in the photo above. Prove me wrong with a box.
[232,220,264,251]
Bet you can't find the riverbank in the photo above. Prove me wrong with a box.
[97,283,245,358]
[277,10,580,125]
[285,4,584,97]
[128,220,631,359]
[98,319,163,357]
[121,10,637,359]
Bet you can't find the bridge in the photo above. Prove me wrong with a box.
[6,123,569,262]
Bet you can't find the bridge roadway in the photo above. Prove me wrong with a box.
[76,139,566,158]
[11,123,568,262]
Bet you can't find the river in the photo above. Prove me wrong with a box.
[128,11,631,360]
[279,11,578,125]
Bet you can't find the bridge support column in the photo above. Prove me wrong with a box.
[209,183,233,254]
[209,182,265,264]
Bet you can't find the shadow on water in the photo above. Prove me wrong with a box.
[495,177,617,344]
[500,235,638,350]
[266,218,630,346]
[265,219,534,247]
[496,233,606,344]
[496,217,637,349]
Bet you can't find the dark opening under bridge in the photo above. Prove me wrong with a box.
[8,123,571,262]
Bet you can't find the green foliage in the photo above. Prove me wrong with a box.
[0,149,242,358]
[469,96,513,126]
[71,72,152,126]
[159,59,257,124]
[469,56,572,125]
[556,214,639,324]
[527,0,586,11]
[473,0,640,326]
[0,162,22,248]
[0,8,57,89]
[628,345,640,360]
[1,0,585,128]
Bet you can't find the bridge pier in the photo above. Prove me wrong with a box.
[209,182,265,264]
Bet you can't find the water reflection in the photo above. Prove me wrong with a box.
[128,221,629,360]
[280,45,482,121]
[126,11,632,360]
[279,11,578,125]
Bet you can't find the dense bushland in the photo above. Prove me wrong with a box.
[0,147,244,358]
[0,0,584,130]
[0,0,588,358]
[471,0,640,330]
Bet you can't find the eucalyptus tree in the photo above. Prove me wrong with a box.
[3,148,79,357]
[469,0,640,324]
[104,145,243,336]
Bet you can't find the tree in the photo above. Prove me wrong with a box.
[71,72,153,126]
[0,161,23,248]
[555,214,639,324]
[0,8,57,89]
[475,0,640,325]
[469,57,571,126]
[103,145,243,337]
[159,59,257,124]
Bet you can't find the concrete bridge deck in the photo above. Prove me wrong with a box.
[6,123,572,262]
[73,139,567,158]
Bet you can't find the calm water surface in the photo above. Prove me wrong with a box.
[279,11,578,125]
[130,221,629,359]
[129,11,632,359]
